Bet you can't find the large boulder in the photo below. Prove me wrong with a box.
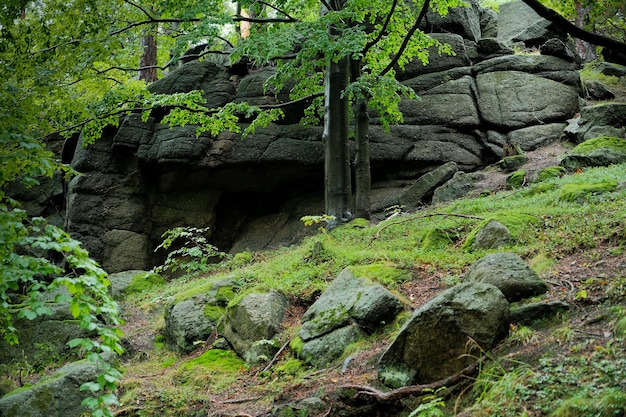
[221,291,289,363]
[0,360,104,417]
[398,162,459,207]
[378,282,509,388]
[463,252,549,302]
[298,268,403,367]
[497,0,563,47]
[563,103,626,143]
[164,279,236,353]
[476,70,579,129]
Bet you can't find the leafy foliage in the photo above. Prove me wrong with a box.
[154,226,230,275]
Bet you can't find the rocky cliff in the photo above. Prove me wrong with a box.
[64,0,582,272]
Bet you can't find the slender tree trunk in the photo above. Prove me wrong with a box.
[139,30,158,82]
[323,39,352,225]
[351,59,371,219]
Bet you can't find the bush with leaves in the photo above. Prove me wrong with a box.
[153,226,230,276]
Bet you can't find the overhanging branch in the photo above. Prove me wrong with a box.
[521,0,626,52]
[378,0,431,77]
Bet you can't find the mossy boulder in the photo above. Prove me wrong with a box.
[220,291,288,364]
[463,213,538,250]
[378,282,509,388]
[560,137,626,171]
[0,359,104,417]
[498,155,529,173]
[298,268,403,367]
[470,220,511,250]
[164,278,236,353]
[124,271,166,296]
[506,170,527,189]
[534,166,566,183]
[557,182,618,203]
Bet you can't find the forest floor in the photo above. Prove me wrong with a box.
[117,138,626,417]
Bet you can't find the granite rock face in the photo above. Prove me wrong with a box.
[62,0,582,272]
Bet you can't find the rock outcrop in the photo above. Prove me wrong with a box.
[63,0,582,272]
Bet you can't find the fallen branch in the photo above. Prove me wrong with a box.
[338,362,479,403]
[260,338,291,373]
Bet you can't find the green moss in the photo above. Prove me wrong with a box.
[179,349,244,373]
[536,166,566,182]
[558,182,618,203]
[203,305,225,322]
[275,358,305,376]
[289,336,305,357]
[348,262,411,286]
[125,272,166,295]
[529,253,556,275]
[463,213,538,250]
[230,251,253,268]
[553,388,626,417]
[522,182,557,197]
[498,154,528,172]
[572,136,626,155]
[215,285,235,303]
[419,228,456,250]
[506,170,527,189]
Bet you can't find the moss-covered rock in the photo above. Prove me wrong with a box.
[535,166,566,182]
[558,182,618,203]
[506,170,527,189]
[560,137,626,171]
[464,213,538,250]
[124,271,166,296]
[498,155,529,172]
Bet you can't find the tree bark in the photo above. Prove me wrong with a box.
[351,59,371,220]
[323,34,352,226]
[139,31,158,82]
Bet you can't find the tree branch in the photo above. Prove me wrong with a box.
[252,0,299,22]
[363,0,399,56]
[379,0,431,77]
[520,0,626,52]
[121,0,156,20]
[233,15,298,23]
[337,361,478,403]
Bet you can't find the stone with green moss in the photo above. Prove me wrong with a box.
[558,182,618,203]
[124,271,166,296]
[506,169,526,189]
[463,213,538,250]
[560,137,626,170]
[0,359,103,417]
[420,228,456,250]
[298,268,402,342]
[535,166,566,183]
[498,154,528,172]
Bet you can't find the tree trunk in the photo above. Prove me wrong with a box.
[323,45,352,226]
[351,60,371,219]
[139,31,158,82]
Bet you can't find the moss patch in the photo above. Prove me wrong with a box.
[536,166,566,182]
[179,349,244,373]
[506,170,527,189]
[419,228,458,249]
[124,272,166,295]
[348,263,411,286]
[463,213,538,249]
[290,336,305,357]
[572,136,626,155]
[203,305,226,322]
[558,182,618,203]
[498,154,529,172]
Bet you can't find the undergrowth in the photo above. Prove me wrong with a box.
[111,162,626,416]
